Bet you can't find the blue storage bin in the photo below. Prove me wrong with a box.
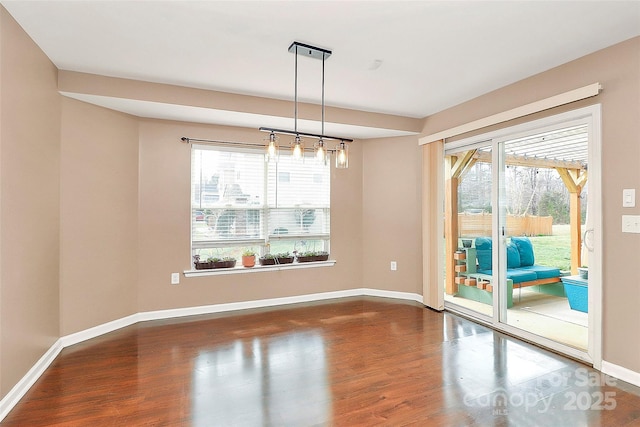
[561,276,588,313]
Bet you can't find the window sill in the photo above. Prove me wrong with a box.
[183,260,336,277]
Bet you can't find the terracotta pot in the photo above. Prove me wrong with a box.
[242,255,255,268]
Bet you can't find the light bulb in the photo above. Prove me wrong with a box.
[265,132,278,161]
[292,136,303,160]
[267,141,277,157]
[336,142,348,169]
[315,140,327,164]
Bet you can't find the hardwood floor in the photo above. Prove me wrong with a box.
[3,297,640,426]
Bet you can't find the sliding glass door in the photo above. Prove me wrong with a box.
[496,125,589,352]
[443,106,600,364]
[443,142,496,321]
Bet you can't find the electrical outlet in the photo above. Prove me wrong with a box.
[390,261,397,271]
[171,273,180,285]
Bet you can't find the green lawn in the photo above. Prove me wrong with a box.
[528,224,572,271]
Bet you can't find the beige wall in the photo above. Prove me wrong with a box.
[0,8,60,395]
[59,98,139,335]
[137,120,363,312]
[58,70,423,135]
[422,37,640,372]
[1,2,639,405]
[362,135,422,294]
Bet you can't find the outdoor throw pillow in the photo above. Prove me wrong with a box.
[474,237,492,271]
[506,242,521,269]
[511,236,535,267]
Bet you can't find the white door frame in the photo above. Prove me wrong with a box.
[443,104,602,368]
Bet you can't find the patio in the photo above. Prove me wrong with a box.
[444,124,590,350]
[446,288,588,350]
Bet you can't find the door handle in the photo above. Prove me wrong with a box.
[583,228,594,252]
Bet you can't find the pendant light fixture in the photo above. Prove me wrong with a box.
[315,49,328,165]
[291,43,304,161]
[260,41,352,168]
[336,141,349,169]
[292,135,304,160]
[315,139,327,165]
[265,131,278,161]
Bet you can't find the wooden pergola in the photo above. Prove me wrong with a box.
[444,127,588,295]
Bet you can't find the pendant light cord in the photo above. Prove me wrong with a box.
[294,44,298,135]
[258,41,352,165]
[322,53,325,136]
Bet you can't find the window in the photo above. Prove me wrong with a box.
[191,144,330,266]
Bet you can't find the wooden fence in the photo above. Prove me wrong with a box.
[458,213,553,236]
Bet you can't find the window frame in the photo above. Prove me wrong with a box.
[188,142,332,273]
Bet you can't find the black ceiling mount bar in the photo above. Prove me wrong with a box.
[259,41,352,149]
[288,41,331,60]
[258,127,353,143]
[181,137,264,147]
[181,136,340,152]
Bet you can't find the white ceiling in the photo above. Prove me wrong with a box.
[3,1,640,138]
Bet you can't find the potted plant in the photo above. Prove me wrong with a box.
[242,250,256,268]
[296,251,329,263]
[209,256,236,269]
[193,255,212,270]
[259,253,277,266]
[577,266,588,280]
[316,251,329,261]
[275,252,294,264]
[296,251,314,263]
[259,252,294,266]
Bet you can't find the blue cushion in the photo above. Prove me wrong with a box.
[477,268,538,284]
[507,270,539,283]
[475,237,492,271]
[506,243,521,269]
[521,265,561,280]
[512,237,535,267]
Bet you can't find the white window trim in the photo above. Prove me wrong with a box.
[184,259,336,277]
[439,104,602,369]
[419,82,601,145]
[190,142,331,272]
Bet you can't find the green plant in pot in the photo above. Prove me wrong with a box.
[259,253,276,266]
[208,256,236,269]
[296,250,329,263]
[274,252,294,264]
[577,266,588,280]
[259,252,294,265]
[242,250,256,268]
[193,254,212,270]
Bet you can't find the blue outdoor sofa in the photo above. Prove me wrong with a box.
[456,236,566,307]
[475,236,563,286]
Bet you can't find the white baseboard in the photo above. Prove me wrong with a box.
[363,288,423,304]
[60,313,140,348]
[0,339,63,421]
[0,288,422,422]
[601,360,640,388]
[12,288,640,422]
[137,288,369,322]
[137,289,423,323]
